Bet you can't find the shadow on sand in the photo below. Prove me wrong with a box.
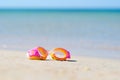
[66,60,77,62]
[33,59,77,62]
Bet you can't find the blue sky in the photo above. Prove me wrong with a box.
[0,0,120,9]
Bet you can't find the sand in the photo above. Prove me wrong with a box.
[0,50,120,80]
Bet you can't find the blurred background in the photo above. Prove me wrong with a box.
[0,0,120,59]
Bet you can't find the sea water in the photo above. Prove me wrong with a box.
[0,9,120,59]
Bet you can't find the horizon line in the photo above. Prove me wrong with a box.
[0,7,120,10]
[0,8,120,12]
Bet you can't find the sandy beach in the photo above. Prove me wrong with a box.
[0,49,120,80]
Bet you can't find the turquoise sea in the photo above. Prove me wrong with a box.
[0,9,120,59]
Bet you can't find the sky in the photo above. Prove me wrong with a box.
[0,0,120,9]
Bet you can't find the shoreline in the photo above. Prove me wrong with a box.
[0,49,120,80]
